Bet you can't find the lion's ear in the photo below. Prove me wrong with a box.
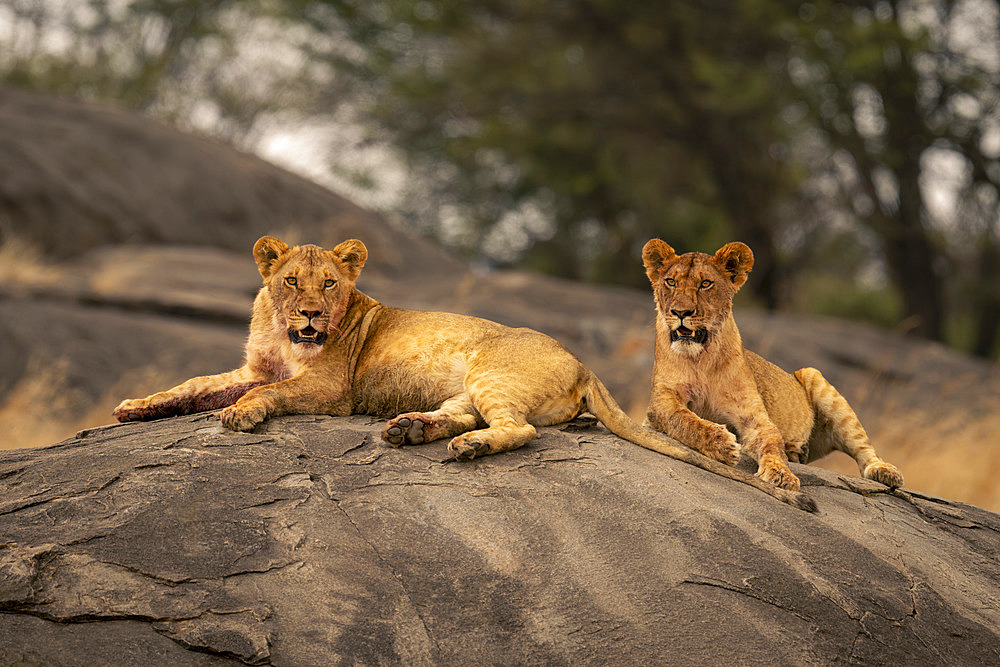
[713,242,754,289]
[253,236,290,279]
[642,239,677,284]
[333,239,368,281]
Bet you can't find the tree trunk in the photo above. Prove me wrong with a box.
[972,241,1000,358]
[880,167,945,341]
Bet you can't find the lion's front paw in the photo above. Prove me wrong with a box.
[113,398,152,422]
[698,424,741,466]
[447,434,491,460]
[863,461,903,488]
[756,457,801,491]
[220,401,267,432]
[382,415,428,446]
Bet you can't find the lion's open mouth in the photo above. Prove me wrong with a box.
[670,326,708,344]
[288,326,328,345]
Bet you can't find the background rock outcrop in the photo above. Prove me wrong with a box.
[2,415,999,664]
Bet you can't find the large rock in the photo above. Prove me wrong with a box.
[2,415,998,664]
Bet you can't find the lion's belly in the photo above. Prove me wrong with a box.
[350,308,501,416]
[352,349,468,417]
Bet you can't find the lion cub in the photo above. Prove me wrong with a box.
[114,235,817,510]
[641,239,903,492]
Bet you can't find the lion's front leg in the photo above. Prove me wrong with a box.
[220,372,351,431]
[736,417,801,491]
[114,366,265,422]
[646,392,740,466]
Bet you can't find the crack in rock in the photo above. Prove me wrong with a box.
[0,474,122,517]
[154,609,273,665]
[680,575,813,623]
[314,479,443,661]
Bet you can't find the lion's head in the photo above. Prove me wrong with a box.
[253,236,368,350]
[642,239,753,357]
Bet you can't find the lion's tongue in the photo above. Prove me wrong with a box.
[678,326,692,336]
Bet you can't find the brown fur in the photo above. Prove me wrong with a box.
[114,236,819,511]
[641,238,903,491]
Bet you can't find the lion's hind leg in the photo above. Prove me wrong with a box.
[445,341,579,459]
[447,416,537,460]
[794,367,903,488]
[382,394,481,447]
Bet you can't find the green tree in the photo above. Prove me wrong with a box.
[301,0,813,306]
[5,0,1000,355]
[786,0,1000,345]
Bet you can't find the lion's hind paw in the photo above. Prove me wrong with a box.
[113,398,163,422]
[381,414,429,446]
[447,435,491,460]
[785,440,808,464]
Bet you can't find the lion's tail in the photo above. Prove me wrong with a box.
[582,370,817,513]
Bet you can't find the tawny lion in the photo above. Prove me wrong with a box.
[114,236,816,510]
[641,238,903,492]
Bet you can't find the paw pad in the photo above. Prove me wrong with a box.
[381,415,427,446]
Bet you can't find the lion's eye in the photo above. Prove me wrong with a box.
[323,279,336,289]
[284,276,297,286]
[665,278,675,287]
[699,280,713,289]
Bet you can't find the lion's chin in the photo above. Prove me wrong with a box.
[288,326,328,346]
[669,326,708,358]
[670,340,705,358]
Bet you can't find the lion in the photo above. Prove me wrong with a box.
[113,235,816,510]
[641,238,904,492]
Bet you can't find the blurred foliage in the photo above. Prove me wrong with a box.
[1,0,999,356]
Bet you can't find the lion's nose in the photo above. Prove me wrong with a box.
[299,309,323,320]
[671,309,694,320]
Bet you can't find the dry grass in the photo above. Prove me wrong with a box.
[811,352,1000,511]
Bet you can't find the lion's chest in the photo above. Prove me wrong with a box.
[673,361,759,429]
[248,340,314,382]
[686,382,733,426]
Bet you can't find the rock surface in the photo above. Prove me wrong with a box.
[2,415,999,665]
